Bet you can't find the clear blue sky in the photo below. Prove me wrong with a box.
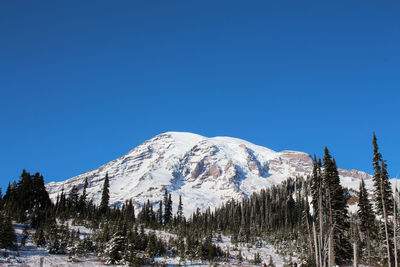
[1,0,399,191]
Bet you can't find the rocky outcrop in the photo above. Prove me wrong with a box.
[338,168,371,180]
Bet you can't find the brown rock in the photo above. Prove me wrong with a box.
[209,164,221,178]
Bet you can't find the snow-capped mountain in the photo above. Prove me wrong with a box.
[46,132,374,215]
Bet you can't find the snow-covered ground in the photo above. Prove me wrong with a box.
[146,229,294,266]
[1,252,103,267]
[213,235,293,266]
[1,223,293,266]
[0,223,103,266]
[58,219,94,238]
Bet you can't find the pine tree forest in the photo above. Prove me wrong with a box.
[0,134,398,266]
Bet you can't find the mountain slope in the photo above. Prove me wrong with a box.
[46,132,373,215]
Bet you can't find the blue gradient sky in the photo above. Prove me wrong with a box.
[1,1,399,190]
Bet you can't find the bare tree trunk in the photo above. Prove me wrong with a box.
[366,232,371,267]
[323,225,335,267]
[328,235,331,267]
[305,205,315,265]
[327,189,335,267]
[328,234,335,267]
[354,242,358,267]
[319,185,324,267]
[313,221,320,267]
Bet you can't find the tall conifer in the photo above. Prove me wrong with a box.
[177,195,183,224]
[163,189,172,225]
[310,155,324,266]
[100,173,110,213]
[158,201,163,225]
[372,133,393,266]
[78,177,88,214]
[323,147,352,265]
[310,155,321,217]
[358,178,375,265]
[372,133,393,216]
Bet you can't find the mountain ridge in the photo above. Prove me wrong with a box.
[46,132,374,215]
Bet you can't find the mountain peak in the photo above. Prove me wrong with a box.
[46,132,372,215]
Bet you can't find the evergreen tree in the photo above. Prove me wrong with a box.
[105,231,126,264]
[150,203,156,225]
[76,236,94,256]
[67,185,79,211]
[310,154,321,217]
[163,189,172,225]
[158,200,163,226]
[177,195,183,224]
[0,187,2,210]
[185,234,197,261]
[2,171,51,227]
[31,172,51,209]
[0,215,16,249]
[122,199,135,225]
[12,170,33,221]
[358,178,375,266]
[78,177,88,214]
[323,147,352,265]
[56,187,66,215]
[2,183,13,208]
[146,231,158,260]
[372,133,394,266]
[34,228,46,246]
[21,224,30,247]
[47,223,67,254]
[372,133,393,216]
[100,173,110,213]
[310,155,324,266]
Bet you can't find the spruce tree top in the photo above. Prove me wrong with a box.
[100,173,110,212]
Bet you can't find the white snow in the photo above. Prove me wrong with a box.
[0,223,102,266]
[3,223,294,266]
[46,131,376,216]
[144,228,292,266]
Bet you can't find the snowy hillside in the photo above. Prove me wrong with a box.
[46,132,375,215]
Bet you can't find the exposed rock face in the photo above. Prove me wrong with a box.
[338,169,371,180]
[46,132,373,215]
[268,151,313,178]
[208,164,221,179]
[191,161,204,179]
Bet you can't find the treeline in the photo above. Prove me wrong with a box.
[0,133,398,266]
